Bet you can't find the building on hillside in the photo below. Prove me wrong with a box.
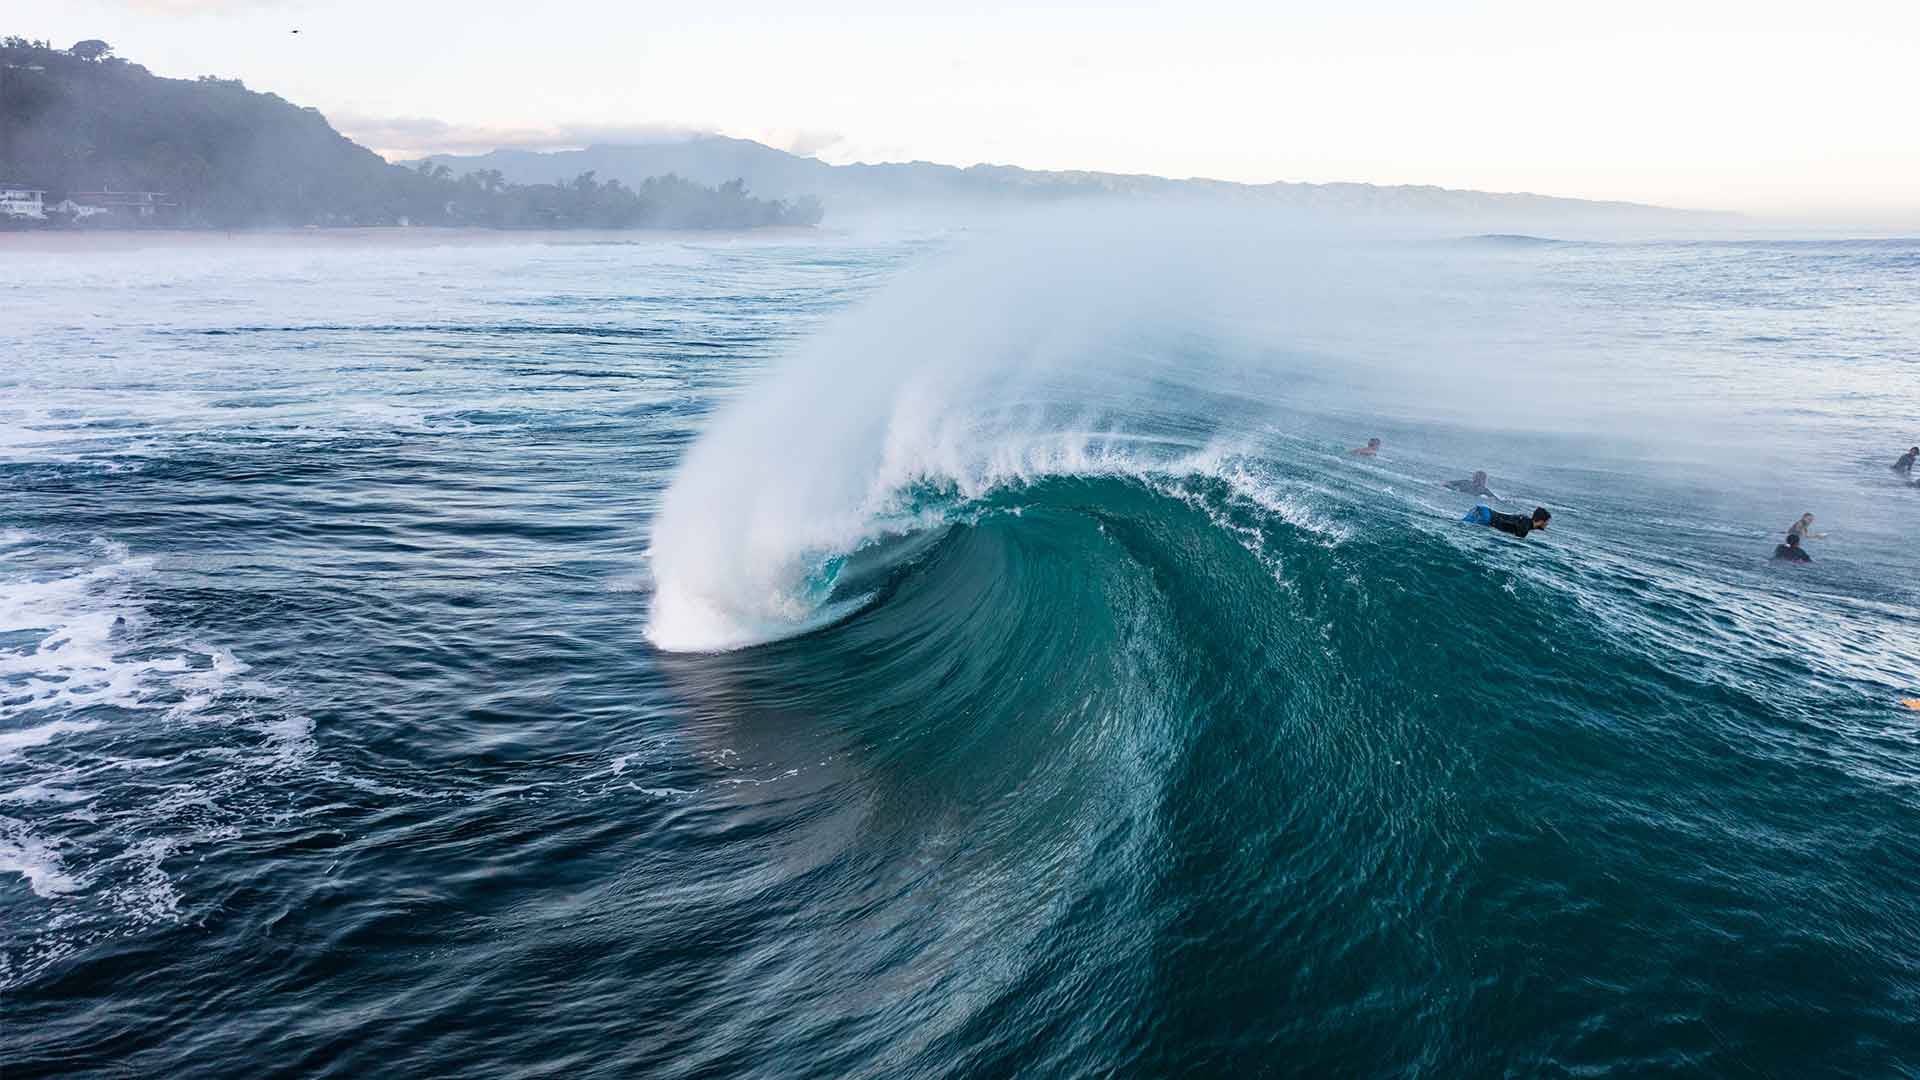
[67,190,177,219]
[0,186,47,219]
[48,199,113,220]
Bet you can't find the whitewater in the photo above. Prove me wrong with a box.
[2,220,1918,1078]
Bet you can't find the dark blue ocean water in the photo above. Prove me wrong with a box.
[2,225,1918,1077]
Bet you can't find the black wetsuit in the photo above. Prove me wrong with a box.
[1895,450,1917,476]
[1773,543,1811,563]
[1488,510,1536,538]
[1444,478,1493,496]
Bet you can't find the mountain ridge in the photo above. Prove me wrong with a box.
[419,134,1726,222]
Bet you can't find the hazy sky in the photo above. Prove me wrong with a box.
[23,1,1920,216]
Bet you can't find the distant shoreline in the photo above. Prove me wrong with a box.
[0,225,824,252]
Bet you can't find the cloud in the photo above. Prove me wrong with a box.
[773,129,848,160]
[330,114,707,160]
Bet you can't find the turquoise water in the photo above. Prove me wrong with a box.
[2,225,1918,1077]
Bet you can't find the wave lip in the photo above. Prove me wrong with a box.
[642,439,1343,653]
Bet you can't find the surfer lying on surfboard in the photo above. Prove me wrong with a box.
[1443,470,1497,498]
[1464,505,1549,538]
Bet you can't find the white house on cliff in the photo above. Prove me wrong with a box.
[1,185,48,219]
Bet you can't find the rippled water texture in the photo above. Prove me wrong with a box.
[3,225,1918,1077]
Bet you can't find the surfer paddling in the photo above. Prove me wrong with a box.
[1443,470,1496,497]
[1772,533,1812,563]
[1349,437,1382,457]
[1464,505,1550,538]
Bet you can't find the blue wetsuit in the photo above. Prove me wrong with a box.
[1465,505,1539,537]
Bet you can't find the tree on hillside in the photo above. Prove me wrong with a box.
[70,40,112,62]
[460,168,506,193]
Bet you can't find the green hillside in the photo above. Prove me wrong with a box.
[0,37,820,229]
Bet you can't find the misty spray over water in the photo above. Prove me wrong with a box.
[641,208,1911,652]
[642,210,1304,651]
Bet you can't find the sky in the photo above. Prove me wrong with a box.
[19,1,1920,217]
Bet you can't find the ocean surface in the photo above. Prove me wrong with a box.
[2,222,1918,1078]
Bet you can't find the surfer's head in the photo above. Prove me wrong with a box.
[1531,507,1551,529]
[1367,437,1381,449]
[1472,470,1487,484]
[1785,532,1802,549]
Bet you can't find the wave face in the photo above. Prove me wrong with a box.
[4,223,1920,1078]
[644,222,1230,650]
